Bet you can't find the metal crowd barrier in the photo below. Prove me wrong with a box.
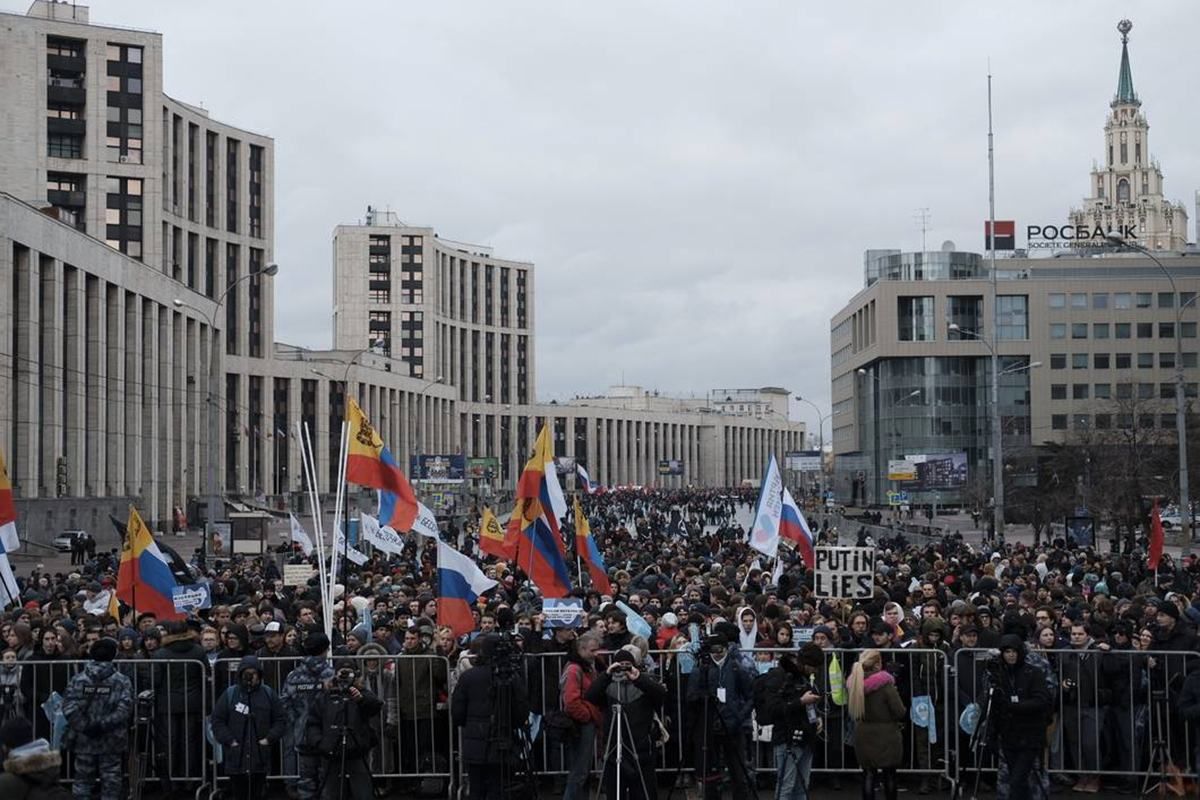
[211,653,456,797]
[518,645,951,790]
[10,657,210,797]
[952,646,1200,793]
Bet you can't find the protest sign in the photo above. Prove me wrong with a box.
[172,584,211,614]
[283,564,316,587]
[813,546,875,599]
[542,598,585,628]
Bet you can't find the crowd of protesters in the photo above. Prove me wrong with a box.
[0,484,1198,799]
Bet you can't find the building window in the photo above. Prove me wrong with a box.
[1071,323,1088,339]
[226,139,240,233]
[1115,323,1131,339]
[1094,353,1110,369]
[1070,293,1087,309]
[1159,322,1175,339]
[1159,292,1176,309]
[1115,353,1131,369]
[1136,292,1152,309]
[996,295,1028,340]
[1052,414,1067,430]
[1073,415,1090,431]
[1093,323,1110,339]
[1051,354,1067,370]
[1095,383,1111,399]
[46,172,86,232]
[897,297,934,341]
[205,131,217,227]
[248,248,264,358]
[104,176,143,259]
[249,144,264,238]
[1092,293,1108,309]
[1160,352,1176,369]
[368,311,391,356]
[1114,293,1132,309]
[1072,354,1088,369]
[1138,383,1154,399]
[105,44,143,164]
[1048,293,1065,309]
[1137,352,1154,368]
[1116,383,1132,399]
[226,244,240,355]
[1137,322,1154,338]
[1051,384,1067,400]
[48,134,82,158]
[1073,384,1089,400]
[1050,323,1066,339]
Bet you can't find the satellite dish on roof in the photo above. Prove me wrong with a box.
[941,240,956,252]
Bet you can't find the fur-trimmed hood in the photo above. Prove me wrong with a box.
[2,748,62,782]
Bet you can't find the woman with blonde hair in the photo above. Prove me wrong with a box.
[847,648,906,800]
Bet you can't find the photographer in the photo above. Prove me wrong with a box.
[307,665,382,800]
[281,633,335,800]
[584,646,667,800]
[61,638,131,800]
[988,635,1052,800]
[210,656,286,800]
[451,633,531,800]
[686,633,754,800]
[756,644,824,800]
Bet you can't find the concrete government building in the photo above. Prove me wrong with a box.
[0,2,803,542]
[830,20,1199,508]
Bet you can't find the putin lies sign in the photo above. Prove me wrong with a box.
[813,547,875,600]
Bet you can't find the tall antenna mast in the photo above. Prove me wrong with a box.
[914,208,932,251]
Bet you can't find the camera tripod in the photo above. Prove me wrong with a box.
[487,652,537,800]
[1142,689,1184,798]
[128,691,159,800]
[593,680,651,800]
[955,684,996,800]
[313,695,375,800]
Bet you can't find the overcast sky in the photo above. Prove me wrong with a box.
[26,1,1200,436]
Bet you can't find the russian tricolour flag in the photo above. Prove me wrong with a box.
[437,540,498,637]
[780,487,816,569]
[117,506,184,620]
[577,464,602,495]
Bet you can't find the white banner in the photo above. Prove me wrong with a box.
[332,530,369,566]
[360,513,405,555]
[813,547,875,599]
[289,513,314,557]
[749,455,783,559]
[411,502,441,539]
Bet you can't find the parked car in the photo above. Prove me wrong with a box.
[51,529,90,552]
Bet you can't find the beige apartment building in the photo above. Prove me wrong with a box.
[0,2,803,543]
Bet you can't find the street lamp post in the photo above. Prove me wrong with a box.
[175,262,279,570]
[413,375,445,483]
[947,323,1041,541]
[795,395,833,506]
[1107,235,1193,555]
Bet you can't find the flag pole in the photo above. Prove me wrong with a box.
[299,421,331,636]
[328,420,349,635]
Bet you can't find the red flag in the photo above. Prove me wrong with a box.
[1149,499,1164,571]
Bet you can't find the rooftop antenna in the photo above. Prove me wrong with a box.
[914,208,932,252]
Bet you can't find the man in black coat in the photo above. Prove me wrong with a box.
[990,634,1052,800]
[307,666,382,800]
[153,620,209,794]
[451,634,531,800]
[585,647,668,800]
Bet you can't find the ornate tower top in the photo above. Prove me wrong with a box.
[1113,19,1139,107]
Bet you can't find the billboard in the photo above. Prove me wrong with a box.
[466,457,499,480]
[896,452,968,490]
[409,454,466,483]
[785,450,822,472]
[887,459,917,481]
[657,459,684,476]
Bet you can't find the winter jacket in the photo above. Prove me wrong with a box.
[0,663,25,721]
[561,660,603,727]
[306,684,382,760]
[687,654,754,735]
[1058,644,1109,707]
[451,663,530,765]
[209,657,286,774]
[254,644,300,692]
[394,645,447,720]
[1176,668,1200,731]
[990,637,1053,750]
[280,655,335,754]
[852,670,907,769]
[0,746,69,800]
[61,661,133,755]
[586,668,667,752]
[154,634,209,714]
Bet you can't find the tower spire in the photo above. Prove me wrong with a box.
[1113,19,1139,107]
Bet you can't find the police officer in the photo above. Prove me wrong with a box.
[281,632,335,800]
[307,664,382,800]
[62,637,132,800]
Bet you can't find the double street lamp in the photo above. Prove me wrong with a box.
[1106,235,1194,555]
[175,261,279,570]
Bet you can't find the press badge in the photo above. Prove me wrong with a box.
[716,688,727,704]
[235,702,250,715]
[1010,695,1018,704]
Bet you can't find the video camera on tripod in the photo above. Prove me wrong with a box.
[133,689,155,725]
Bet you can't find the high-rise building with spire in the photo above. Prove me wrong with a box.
[1069,19,1189,251]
